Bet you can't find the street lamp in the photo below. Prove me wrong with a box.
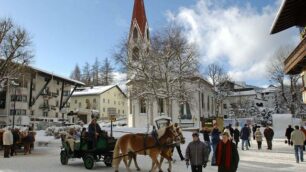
[11,80,19,129]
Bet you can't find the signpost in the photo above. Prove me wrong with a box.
[109,115,116,137]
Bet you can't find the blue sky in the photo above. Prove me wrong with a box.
[0,0,298,87]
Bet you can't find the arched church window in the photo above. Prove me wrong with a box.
[132,47,139,60]
[133,27,138,41]
[147,28,150,40]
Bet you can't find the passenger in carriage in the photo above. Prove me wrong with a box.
[65,128,76,153]
[88,117,102,150]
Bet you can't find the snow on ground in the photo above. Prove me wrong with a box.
[0,128,305,172]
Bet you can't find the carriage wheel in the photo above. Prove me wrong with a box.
[60,151,68,165]
[104,155,112,167]
[83,154,95,169]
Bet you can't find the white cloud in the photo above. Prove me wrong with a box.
[168,0,299,83]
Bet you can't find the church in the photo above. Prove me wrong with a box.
[126,0,217,128]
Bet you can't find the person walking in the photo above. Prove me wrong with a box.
[264,125,274,150]
[240,124,250,150]
[252,124,258,140]
[285,125,294,146]
[173,123,185,161]
[185,132,209,172]
[11,128,20,156]
[200,127,211,158]
[211,124,220,166]
[300,126,306,151]
[3,127,13,158]
[228,124,234,138]
[291,125,305,163]
[216,132,239,172]
[254,128,263,150]
[233,127,240,148]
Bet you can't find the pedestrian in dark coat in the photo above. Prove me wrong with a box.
[200,127,211,157]
[11,129,20,156]
[264,126,274,150]
[228,124,234,138]
[88,118,102,150]
[240,124,250,150]
[216,132,239,172]
[185,132,209,172]
[211,124,220,166]
[285,125,294,146]
[233,127,240,148]
[252,124,258,140]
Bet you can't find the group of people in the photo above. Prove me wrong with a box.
[2,127,34,158]
[285,125,306,163]
[185,123,239,172]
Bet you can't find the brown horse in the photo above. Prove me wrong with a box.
[128,125,186,172]
[112,125,179,172]
[20,131,36,155]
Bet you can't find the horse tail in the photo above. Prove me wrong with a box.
[112,138,121,168]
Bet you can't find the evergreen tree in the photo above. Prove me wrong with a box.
[82,62,92,86]
[70,64,82,81]
[100,58,114,85]
[91,57,101,86]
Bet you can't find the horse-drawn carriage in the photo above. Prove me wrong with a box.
[60,132,117,169]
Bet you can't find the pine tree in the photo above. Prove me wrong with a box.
[92,57,100,86]
[82,62,92,86]
[70,64,82,81]
[100,58,114,86]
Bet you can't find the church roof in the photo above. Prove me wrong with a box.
[131,0,148,37]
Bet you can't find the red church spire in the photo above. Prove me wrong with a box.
[131,0,148,37]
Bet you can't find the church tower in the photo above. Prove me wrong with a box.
[127,0,150,79]
[127,0,150,127]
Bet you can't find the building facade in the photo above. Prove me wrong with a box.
[271,0,306,103]
[0,66,84,128]
[69,85,127,124]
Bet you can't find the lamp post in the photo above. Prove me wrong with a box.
[11,81,19,129]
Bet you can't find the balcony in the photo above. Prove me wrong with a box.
[284,37,306,75]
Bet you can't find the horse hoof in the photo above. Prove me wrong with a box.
[159,170,163,172]
[137,168,141,171]
[167,169,171,172]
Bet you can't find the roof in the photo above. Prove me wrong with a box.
[270,0,306,34]
[72,85,127,97]
[30,66,85,86]
[227,90,257,97]
[131,0,148,37]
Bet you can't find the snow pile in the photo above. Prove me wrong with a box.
[45,125,82,139]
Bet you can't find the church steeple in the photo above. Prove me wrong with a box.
[131,0,148,38]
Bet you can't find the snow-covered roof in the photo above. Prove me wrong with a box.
[261,86,278,93]
[228,90,257,97]
[72,85,126,97]
[30,66,85,86]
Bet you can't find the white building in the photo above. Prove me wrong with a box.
[69,85,127,124]
[0,66,84,128]
[126,0,217,128]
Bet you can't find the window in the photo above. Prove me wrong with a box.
[140,98,146,113]
[223,104,227,109]
[129,100,132,114]
[75,100,77,104]
[123,110,124,114]
[57,80,60,85]
[56,89,59,95]
[207,96,210,111]
[158,98,164,113]
[108,99,110,104]
[31,110,34,116]
[79,102,82,108]
[114,101,116,105]
[10,109,26,116]
[93,98,96,103]
[118,102,121,105]
[43,112,48,117]
[56,101,59,107]
[201,93,204,109]
[55,113,58,118]
[103,99,105,103]
[132,47,139,61]
[63,91,70,96]
[118,110,120,114]
[133,27,138,41]
[103,108,105,112]
[85,99,91,109]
